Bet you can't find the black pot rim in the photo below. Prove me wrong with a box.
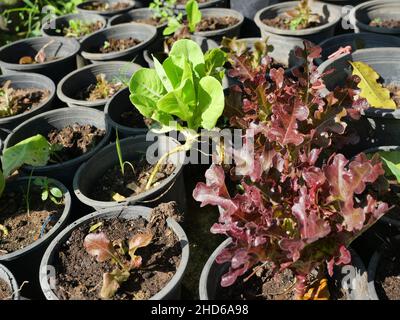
[193,8,244,37]
[80,22,157,61]
[254,1,342,37]
[56,61,141,107]
[73,135,185,208]
[3,107,111,172]
[0,36,80,69]
[0,176,71,262]
[0,73,56,125]
[0,263,20,300]
[350,0,400,35]
[39,205,189,300]
[175,0,224,10]
[108,7,168,29]
[77,0,136,16]
[40,13,107,40]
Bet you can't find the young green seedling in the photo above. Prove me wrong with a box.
[115,130,135,176]
[33,177,63,205]
[287,0,320,31]
[163,0,201,36]
[149,0,176,22]
[129,38,226,190]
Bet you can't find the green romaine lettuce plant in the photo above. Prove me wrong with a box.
[129,38,226,189]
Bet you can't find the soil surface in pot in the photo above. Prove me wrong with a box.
[262,6,323,31]
[48,123,105,164]
[76,74,125,102]
[375,244,400,300]
[0,278,12,300]
[99,38,141,54]
[135,17,164,27]
[0,187,65,255]
[385,84,400,107]
[196,16,239,32]
[0,80,49,119]
[119,110,148,128]
[215,262,345,300]
[18,39,61,65]
[62,20,104,38]
[82,1,130,12]
[369,19,400,29]
[90,158,176,201]
[54,202,182,300]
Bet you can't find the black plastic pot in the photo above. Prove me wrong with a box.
[317,32,400,64]
[0,36,80,84]
[0,264,19,300]
[175,0,226,11]
[367,235,400,300]
[0,73,56,141]
[318,48,400,155]
[0,176,71,299]
[77,0,136,19]
[41,13,107,41]
[254,1,342,45]
[3,107,111,186]
[230,0,279,37]
[39,205,189,300]
[73,135,186,211]
[80,22,157,64]
[350,0,400,37]
[200,238,371,300]
[194,8,244,42]
[143,35,219,68]
[57,61,141,110]
[108,8,168,37]
[104,87,148,138]
[321,0,364,6]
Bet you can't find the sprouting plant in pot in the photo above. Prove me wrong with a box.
[0,134,52,238]
[129,38,226,191]
[162,0,201,52]
[193,42,391,300]
[61,18,103,38]
[83,228,153,299]
[33,177,63,205]
[349,61,400,110]
[78,73,125,101]
[148,0,177,26]
[263,0,322,31]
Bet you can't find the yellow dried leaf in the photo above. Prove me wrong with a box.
[350,61,396,110]
[302,278,330,300]
[112,192,126,202]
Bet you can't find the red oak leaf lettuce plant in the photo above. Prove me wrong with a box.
[193,42,390,299]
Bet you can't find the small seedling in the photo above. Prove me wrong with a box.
[33,177,63,205]
[115,130,135,176]
[286,0,321,31]
[84,229,153,299]
[103,40,110,50]
[163,0,201,35]
[149,0,176,22]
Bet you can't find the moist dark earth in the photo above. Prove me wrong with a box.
[63,21,104,38]
[54,202,181,300]
[370,19,400,29]
[0,187,64,255]
[196,16,239,32]
[263,15,323,30]
[99,38,141,53]
[90,159,175,201]
[375,245,400,300]
[83,1,130,12]
[135,17,163,27]
[119,110,147,128]
[47,124,105,164]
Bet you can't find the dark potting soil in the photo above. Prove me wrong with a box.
[0,278,12,300]
[0,80,49,119]
[135,17,164,27]
[90,159,176,201]
[47,123,105,164]
[216,263,345,300]
[262,14,323,30]
[83,1,130,12]
[62,20,104,38]
[54,202,182,300]
[369,19,400,29]
[375,244,400,300]
[18,56,60,65]
[196,16,239,32]
[76,74,125,102]
[99,38,141,54]
[0,187,64,255]
[119,110,147,128]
